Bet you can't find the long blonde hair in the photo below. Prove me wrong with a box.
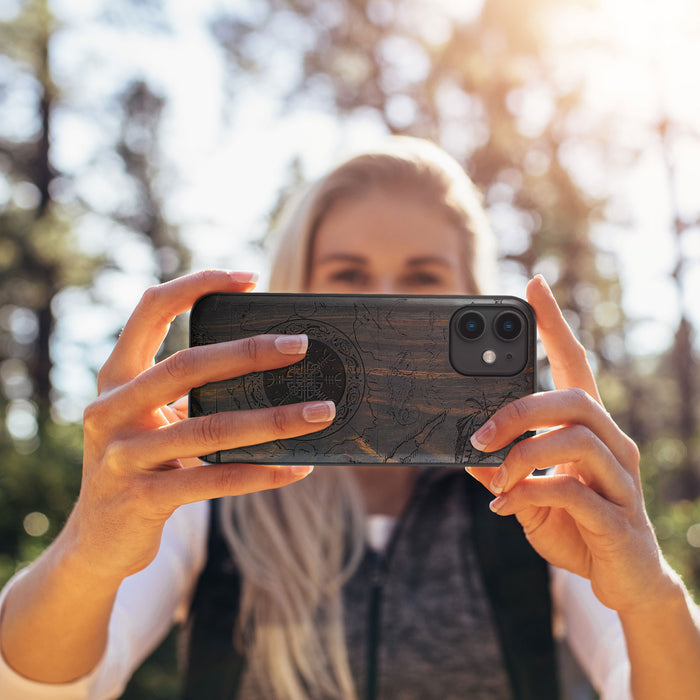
[220,137,496,700]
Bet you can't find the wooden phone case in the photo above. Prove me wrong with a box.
[189,293,536,466]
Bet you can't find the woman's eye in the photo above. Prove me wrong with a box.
[330,269,369,285]
[403,272,444,287]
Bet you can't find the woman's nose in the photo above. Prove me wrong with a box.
[375,277,404,295]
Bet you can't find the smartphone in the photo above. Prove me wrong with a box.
[189,293,536,466]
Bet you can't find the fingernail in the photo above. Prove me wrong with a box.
[534,274,551,294]
[227,270,259,284]
[303,401,336,423]
[470,421,495,451]
[291,465,314,478]
[274,334,308,355]
[489,495,506,513]
[490,468,507,495]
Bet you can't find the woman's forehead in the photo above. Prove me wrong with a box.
[312,193,464,259]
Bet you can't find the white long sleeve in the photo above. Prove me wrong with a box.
[0,500,209,700]
[552,566,631,699]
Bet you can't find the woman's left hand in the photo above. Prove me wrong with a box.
[467,275,675,614]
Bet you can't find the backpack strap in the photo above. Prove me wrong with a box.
[466,477,560,699]
[180,498,246,700]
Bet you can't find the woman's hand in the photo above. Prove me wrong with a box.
[70,270,333,582]
[466,275,675,614]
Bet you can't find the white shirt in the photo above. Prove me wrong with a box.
[0,501,631,699]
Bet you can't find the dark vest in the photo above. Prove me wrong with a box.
[181,471,559,699]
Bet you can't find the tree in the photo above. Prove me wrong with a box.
[0,0,190,573]
[0,0,92,581]
[0,0,95,424]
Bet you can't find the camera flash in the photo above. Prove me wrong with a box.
[482,349,497,365]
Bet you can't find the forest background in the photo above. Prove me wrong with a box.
[2,0,700,697]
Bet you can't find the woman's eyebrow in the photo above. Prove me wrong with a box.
[316,253,368,265]
[406,255,455,267]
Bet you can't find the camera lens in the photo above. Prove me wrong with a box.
[457,311,485,340]
[494,311,523,341]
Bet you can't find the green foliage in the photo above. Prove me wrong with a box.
[0,420,83,588]
[651,497,700,595]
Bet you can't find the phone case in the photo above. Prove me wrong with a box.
[189,293,536,466]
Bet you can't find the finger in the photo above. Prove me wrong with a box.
[487,473,623,538]
[99,270,258,390]
[465,466,497,492]
[488,425,634,504]
[526,275,602,403]
[149,462,314,510]
[469,388,640,476]
[169,395,189,422]
[117,400,336,466]
[117,333,309,417]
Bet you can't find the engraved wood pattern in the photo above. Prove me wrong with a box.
[189,293,536,466]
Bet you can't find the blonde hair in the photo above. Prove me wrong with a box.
[220,137,497,700]
[220,470,365,700]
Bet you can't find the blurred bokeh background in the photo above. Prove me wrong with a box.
[1,0,699,696]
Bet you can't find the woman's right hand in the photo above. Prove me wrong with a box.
[70,270,332,582]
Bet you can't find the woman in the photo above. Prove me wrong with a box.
[0,138,698,699]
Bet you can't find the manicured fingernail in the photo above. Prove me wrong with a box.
[534,274,551,294]
[489,495,507,513]
[490,468,507,494]
[274,334,308,355]
[228,270,259,284]
[303,401,336,423]
[470,421,495,451]
[291,465,314,478]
